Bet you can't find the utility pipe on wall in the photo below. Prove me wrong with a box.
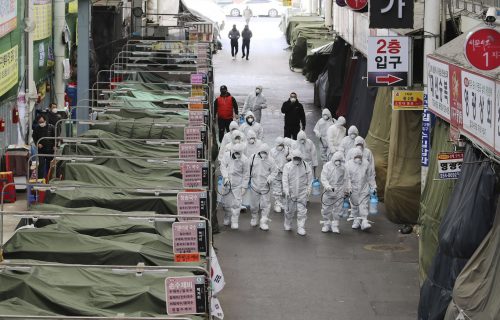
[325,0,333,28]
[54,0,66,109]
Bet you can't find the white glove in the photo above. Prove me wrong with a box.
[307,187,312,197]
[326,186,334,192]
[241,188,247,196]
[315,132,321,138]
[266,177,273,184]
[223,177,230,185]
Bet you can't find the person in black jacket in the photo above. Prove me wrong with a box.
[241,25,252,60]
[32,114,56,179]
[281,92,306,139]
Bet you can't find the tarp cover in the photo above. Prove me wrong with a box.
[418,144,498,320]
[418,119,456,283]
[285,16,324,45]
[444,200,500,320]
[345,57,378,138]
[384,110,422,225]
[0,262,201,317]
[365,87,392,201]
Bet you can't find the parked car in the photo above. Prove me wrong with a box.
[223,0,284,17]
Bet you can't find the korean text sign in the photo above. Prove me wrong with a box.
[437,152,464,180]
[367,36,411,87]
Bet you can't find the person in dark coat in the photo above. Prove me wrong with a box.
[228,24,240,60]
[46,103,63,135]
[241,25,252,60]
[281,92,306,139]
[32,114,56,179]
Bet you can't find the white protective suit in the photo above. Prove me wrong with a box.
[320,151,350,233]
[244,129,262,158]
[345,148,377,231]
[247,143,278,230]
[282,149,313,236]
[270,137,290,212]
[340,125,359,158]
[293,130,318,172]
[326,116,346,159]
[220,121,240,147]
[218,130,246,162]
[239,111,264,140]
[346,136,375,171]
[313,109,335,162]
[243,86,267,123]
[220,143,250,229]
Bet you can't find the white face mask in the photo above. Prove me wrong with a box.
[39,122,46,128]
[277,145,284,151]
[249,138,256,144]
[350,134,357,139]
[290,98,297,103]
[255,89,261,94]
[354,158,362,165]
[51,108,57,114]
[247,118,254,124]
[356,145,363,150]
[293,159,300,165]
[260,152,268,159]
[233,153,241,159]
[234,137,241,143]
[334,160,341,166]
[300,139,306,144]
[323,115,329,120]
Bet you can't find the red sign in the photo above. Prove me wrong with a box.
[449,64,463,129]
[376,74,403,85]
[464,28,500,71]
[346,0,367,10]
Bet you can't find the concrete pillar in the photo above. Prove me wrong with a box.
[77,0,91,134]
[53,0,66,109]
[325,0,333,28]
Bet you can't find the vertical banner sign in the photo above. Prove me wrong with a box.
[437,152,464,180]
[172,221,207,263]
[369,0,414,29]
[449,64,463,130]
[166,276,207,315]
[0,0,17,38]
[0,45,18,97]
[367,36,411,87]
[177,191,209,220]
[421,93,430,167]
[495,82,500,155]
[210,246,226,295]
[427,57,451,121]
[461,71,495,149]
[33,0,52,41]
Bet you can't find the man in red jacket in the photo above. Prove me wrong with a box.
[214,85,239,143]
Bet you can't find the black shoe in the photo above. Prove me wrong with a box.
[246,57,249,60]
[242,54,245,58]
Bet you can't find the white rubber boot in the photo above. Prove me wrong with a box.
[352,218,361,230]
[284,218,292,231]
[321,221,331,233]
[250,213,259,227]
[361,219,371,231]
[331,220,340,234]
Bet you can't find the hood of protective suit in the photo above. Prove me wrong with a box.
[348,125,359,136]
[246,129,257,141]
[332,151,344,162]
[336,116,346,126]
[283,137,294,147]
[231,142,245,154]
[290,149,303,160]
[354,136,366,148]
[229,121,239,131]
[322,109,332,118]
[245,111,255,120]
[258,143,270,154]
[231,130,244,144]
[297,130,307,141]
[351,148,363,160]
[275,136,284,146]
[256,85,263,91]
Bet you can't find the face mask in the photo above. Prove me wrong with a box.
[249,138,256,144]
[260,152,268,159]
[334,160,341,166]
[350,134,357,139]
[354,158,362,165]
[234,137,241,143]
[247,118,254,124]
[356,145,363,150]
[293,160,300,165]
[51,108,57,114]
[233,153,241,159]
[277,145,284,151]
[323,115,329,120]
[39,122,46,128]
[290,98,296,103]
[255,89,261,94]
[221,90,227,95]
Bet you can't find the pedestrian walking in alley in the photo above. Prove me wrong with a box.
[313,108,334,162]
[32,114,56,179]
[214,85,238,142]
[243,85,266,122]
[243,6,253,25]
[241,25,252,60]
[281,92,306,139]
[228,24,240,60]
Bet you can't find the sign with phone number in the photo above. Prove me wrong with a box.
[437,152,464,180]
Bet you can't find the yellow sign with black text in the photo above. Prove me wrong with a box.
[0,46,18,97]
[392,90,424,110]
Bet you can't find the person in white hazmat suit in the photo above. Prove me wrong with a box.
[320,151,350,233]
[340,125,359,158]
[247,143,278,230]
[244,129,262,158]
[218,129,246,163]
[313,109,335,162]
[270,137,290,213]
[243,85,267,123]
[293,130,318,177]
[282,149,313,236]
[220,121,240,148]
[345,148,377,231]
[220,142,250,230]
[239,111,264,140]
[346,136,375,170]
[326,116,346,159]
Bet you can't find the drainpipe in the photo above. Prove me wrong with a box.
[325,0,332,29]
[26,0,37,145]
[54,0,66,109]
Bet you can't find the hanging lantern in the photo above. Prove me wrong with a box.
[0,118,5,132]
[12,106,19,124]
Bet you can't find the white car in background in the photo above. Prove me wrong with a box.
[224,0,284,17]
